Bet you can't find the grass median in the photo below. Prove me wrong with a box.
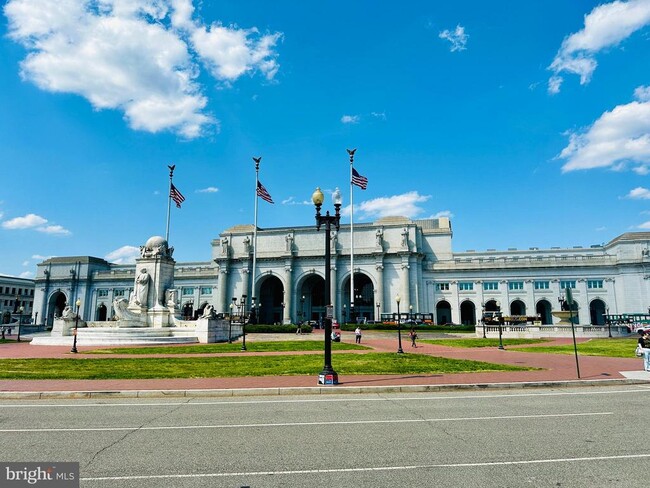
[85,341,370,355]
[422,337,640,358]
[421,339,548,348]
[0,353,532,380]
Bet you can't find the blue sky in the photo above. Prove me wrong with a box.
[2,0,650,278]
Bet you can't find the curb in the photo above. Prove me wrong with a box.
[1,378,648,400]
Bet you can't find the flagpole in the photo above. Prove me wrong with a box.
[347,149,356,324]
[252,157,261,310]
[165,164,174,243]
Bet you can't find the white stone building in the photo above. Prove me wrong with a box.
[0,275,35,324]
[31,217,650,328]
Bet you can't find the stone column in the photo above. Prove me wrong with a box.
[375,261,384,318]
[400,256,411,310]
[284,261,293,324]
[217,264,229,314]
[242,265,250,303]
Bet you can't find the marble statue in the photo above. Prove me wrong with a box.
[113,298,142,320]
[166,289,177,308]
[285,233,294,252]
[401,227,408,248]
[221,237,229,255]
[201,304,216,319]
[140,236,174,259]
[376,228,383,246]
[132,268,150,307]
[243,236,251,254]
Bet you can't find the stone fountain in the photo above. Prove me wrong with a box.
[31,236,237,346]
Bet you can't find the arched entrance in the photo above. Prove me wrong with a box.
[436,300,452,325]
[536,299,552,325]
[97,303,107,321]
[510,300,526,316]
[47,291,68,329]
[460,300,476,325]
[258,275,285,324]
[590,299,607,325]
[342,273,374,323]
[299,274,326,325]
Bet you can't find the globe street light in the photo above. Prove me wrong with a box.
[376,302,380,323]
[342,304,346,324]
[17,305,24,343]
[71,299,81,353]
[312,186,342,385]
[396,294,404,354]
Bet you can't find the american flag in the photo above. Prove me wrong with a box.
[257,181,274,204]
[352,168,368,190]
[170,183,185,208]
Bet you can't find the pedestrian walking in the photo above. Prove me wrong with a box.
[638,329,650,371]
[355,326,362,344]
[409,328,417,348]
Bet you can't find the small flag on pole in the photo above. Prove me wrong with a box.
[257,181,274,204]
[352,168,368,190]
[170,183,185,208]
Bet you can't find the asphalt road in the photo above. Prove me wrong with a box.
[1,385,648,487]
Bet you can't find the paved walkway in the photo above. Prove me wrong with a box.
[0,330,647,397]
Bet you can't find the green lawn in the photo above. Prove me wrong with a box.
[421,338,549,348]
[422,337,640,358]
[514,338,638,358]
[0,353,531,380]
[86,341,370,355]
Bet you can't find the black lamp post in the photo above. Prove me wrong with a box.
[409,304,413,324]
[342,304,346,324]
[396,294,404,354]
[312,186,341,385]
[17,305,24,343]
[496,300,504,350]
[240,294,248,351]
[606,306,611,338]
[228,302,234,343]
[376,302,380,323]
[300,295,305,324]
[71,299,81,353]
[280,302,285,325]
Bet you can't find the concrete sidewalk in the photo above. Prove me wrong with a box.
[0,331,648,399]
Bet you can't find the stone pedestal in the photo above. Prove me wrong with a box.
[552,310,576,325]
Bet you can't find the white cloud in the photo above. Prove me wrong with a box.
[431,210,454,219]
[635,85,650,102]
[558,91,650,172]
[4,0,282,138]
[19,271,34,279]
[371,111,387,121]
[105,245,140,264]
[197,187,219,193]
[596,226,607,231]
[32,254,53,261]
[639,221,650,229]
[36,225,71,235]
[190,24,282,82]
[548,0,650,93]
[282,196,311,205]
[341,115,360,124]
[626,187,650,199]
[2,213,47,229]
[439,25,468,52]
[344,192,431,220]
[22,260,29,266]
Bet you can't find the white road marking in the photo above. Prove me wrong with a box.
[0,411,612,433]
[81,453,650,481]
